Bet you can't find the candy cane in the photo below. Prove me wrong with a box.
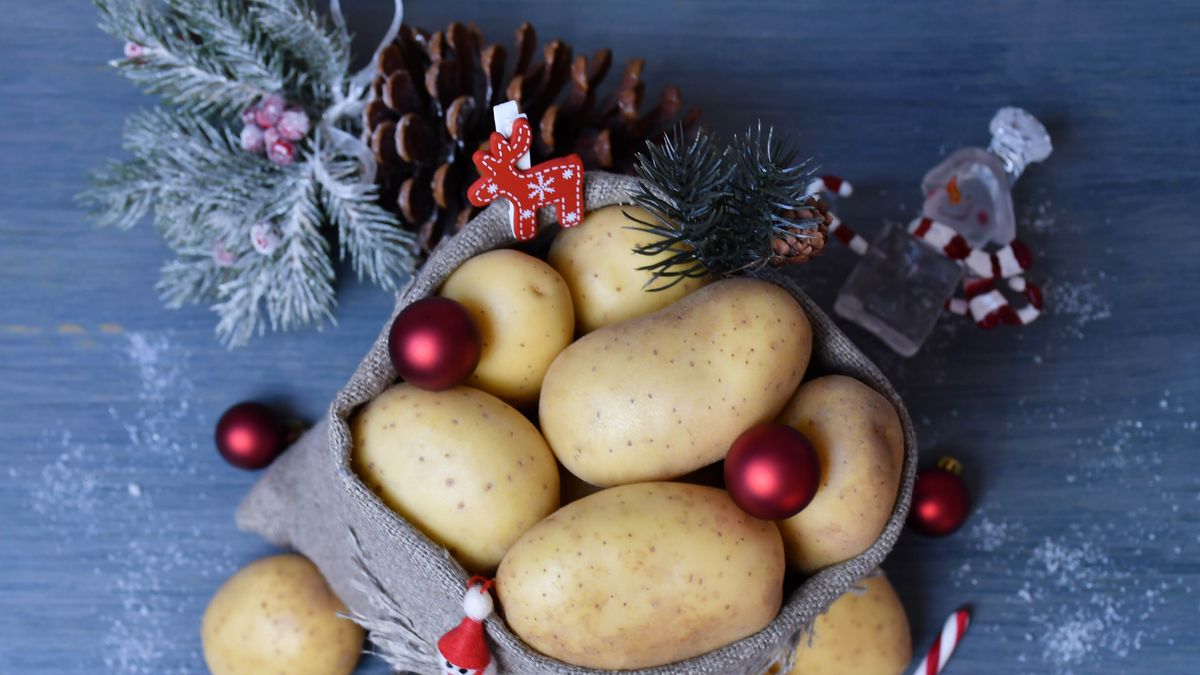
[910,608,970,675]
[809,176,870,255]
[808,175,853,198]
[829,214,870,255]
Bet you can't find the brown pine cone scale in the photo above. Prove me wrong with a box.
[364,21,700,253]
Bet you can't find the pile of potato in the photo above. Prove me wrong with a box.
[347,205,908,671]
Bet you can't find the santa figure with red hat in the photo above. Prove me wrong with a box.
[438,577,498,675]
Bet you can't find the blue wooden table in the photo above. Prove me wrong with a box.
[2,1,1197,673]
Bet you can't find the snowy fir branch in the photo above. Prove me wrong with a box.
[248,0,351,99]
[84,0,417,346]
[213,161,338,347]
[95,0,285,117]
[311,133,417,289]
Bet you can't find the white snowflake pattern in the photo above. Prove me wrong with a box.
[561,210,580,225]
[519,208,534,220]
[528,173,556,201]
[561,167,575,180]
[486,183,499,195]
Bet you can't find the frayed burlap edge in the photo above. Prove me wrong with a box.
[237,171,917,675]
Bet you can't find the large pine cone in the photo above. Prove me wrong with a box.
[363,22,701,252]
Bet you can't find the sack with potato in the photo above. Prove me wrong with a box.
[236,154,917,674]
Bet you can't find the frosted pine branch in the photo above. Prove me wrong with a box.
[266,198,337,334]
[95,0,283,117]
[81,109,273,235]
[213,265,271,347]
[124,108,273,194]
[208,162,335,347]
[175,0,297,100]
[312,140,416,289]
[87,0,419,346]
[84,157,161,230]
[157,249,227,310]
[250,0,351,101]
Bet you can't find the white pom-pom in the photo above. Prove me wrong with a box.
[462,586,494,621]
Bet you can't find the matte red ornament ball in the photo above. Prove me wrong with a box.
[724,423,821,520]
[388,297,482,391]
[214,402,285,470]
[908,457,971,536]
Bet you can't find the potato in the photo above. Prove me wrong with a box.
[788,574,911,675]
[775,376,904,573]
[540,277,812,486]
[201,554,362,675]
[497,482,784,669]
[440,249,574,409]
[547,205,710,334]
[352,384,559,573]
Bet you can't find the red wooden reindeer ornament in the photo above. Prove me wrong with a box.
[468,109,584,241]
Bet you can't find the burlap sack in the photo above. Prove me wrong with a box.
[237,171,918,675]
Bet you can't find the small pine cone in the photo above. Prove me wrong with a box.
[363,21,701,253]
[770,197,832,266]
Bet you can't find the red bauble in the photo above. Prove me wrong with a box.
[724,423,821,520]
[215,402,285,470]
[908,457,971,536]
[388,297,481,391]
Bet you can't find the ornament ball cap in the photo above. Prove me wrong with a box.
[937,456,963,476]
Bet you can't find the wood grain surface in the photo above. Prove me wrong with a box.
[1,1,1197,673]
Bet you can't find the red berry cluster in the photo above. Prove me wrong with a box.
[240,94,310,166]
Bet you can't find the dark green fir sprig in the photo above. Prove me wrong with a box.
[626,123,822,290]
